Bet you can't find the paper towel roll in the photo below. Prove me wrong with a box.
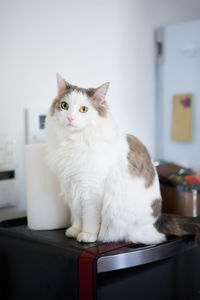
[25,144,70,230]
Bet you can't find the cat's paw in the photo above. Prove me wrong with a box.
[77,232,97,243]
[65,226,81,239]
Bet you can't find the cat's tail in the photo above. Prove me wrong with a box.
[155,213,200,244]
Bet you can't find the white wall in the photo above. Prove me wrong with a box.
[0,0,200,218]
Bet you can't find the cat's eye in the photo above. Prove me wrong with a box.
[79,106,88,113]
[61,101,69,110]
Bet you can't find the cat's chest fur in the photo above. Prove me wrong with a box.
[48,134,120,187]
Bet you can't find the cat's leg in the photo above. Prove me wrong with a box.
[66,225,81,239]
[65,206,82,239]
[77,197,101,243]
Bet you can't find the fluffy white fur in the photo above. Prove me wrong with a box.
[45,77,166,245]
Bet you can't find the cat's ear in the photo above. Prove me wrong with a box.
[92,82,110,104]
[56,73,70,96]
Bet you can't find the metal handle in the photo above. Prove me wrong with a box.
[97,236,196,273]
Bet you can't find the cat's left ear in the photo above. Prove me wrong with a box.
[56,73,70,96]
[92,82,110,104]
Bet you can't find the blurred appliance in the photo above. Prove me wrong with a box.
[0,138,18,208]
[156,162,200,216]
[0,165,18,208]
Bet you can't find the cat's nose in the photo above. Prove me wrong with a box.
[67,117,74,123]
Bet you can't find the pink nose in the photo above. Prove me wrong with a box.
[67,117,74,123]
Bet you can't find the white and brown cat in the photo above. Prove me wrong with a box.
[45,74,200,244]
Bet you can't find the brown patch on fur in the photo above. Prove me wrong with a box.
[68,84,90,95]
[50,94,63,116]
[96,103,108,117]
[155,214,200,243]
[127,134,155,188]
[89,99,108,117]
[151,198,162,218]
[87,88,108,117]
[50,84,108,117]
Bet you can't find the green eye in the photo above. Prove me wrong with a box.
[79,106,88,113]
[61,101,69,110]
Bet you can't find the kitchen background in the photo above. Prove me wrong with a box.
[0,0,200,220]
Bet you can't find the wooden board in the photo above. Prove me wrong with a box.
[171,94,193,141]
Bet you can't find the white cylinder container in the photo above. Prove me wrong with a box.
[25,144,70,230]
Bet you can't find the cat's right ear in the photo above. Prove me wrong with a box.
[56,73,69,96]
[92,82,110,105]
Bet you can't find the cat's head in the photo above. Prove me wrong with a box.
[49,73,110,131]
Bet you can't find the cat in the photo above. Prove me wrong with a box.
[45,73,200,244]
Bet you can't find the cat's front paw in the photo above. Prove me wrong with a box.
[65,226,81,239]
[77,232,97,243]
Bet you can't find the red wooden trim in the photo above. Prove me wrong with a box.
[79,241,132,300]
